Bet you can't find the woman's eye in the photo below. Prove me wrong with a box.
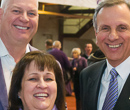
[29,78,37,81]
[45,78,53,81]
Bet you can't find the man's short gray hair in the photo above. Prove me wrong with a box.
[93,0,130,31]
[53,40,61,49]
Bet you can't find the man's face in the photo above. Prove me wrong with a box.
[85,44,92,55]
[0,0,39,45]
[95,4,130,67]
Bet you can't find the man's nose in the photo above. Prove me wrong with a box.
[20,12,29,22]
[108,30,119,41]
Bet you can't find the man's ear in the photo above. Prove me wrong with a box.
[0,8,3,24]
[94,28,98,46]
[94,28,97,36]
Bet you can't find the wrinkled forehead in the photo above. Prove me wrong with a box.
[1,0,38,10]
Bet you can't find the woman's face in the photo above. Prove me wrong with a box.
[18,61,57,110]
[72,52,79,59]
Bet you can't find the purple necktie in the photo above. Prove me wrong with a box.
[102,68,118,110]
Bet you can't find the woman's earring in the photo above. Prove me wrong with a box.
[18,93,21,99]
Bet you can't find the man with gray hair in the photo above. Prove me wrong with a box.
[80,0,130,110]
[0,0,39,109]
[49,40,72,95]
[52,40,62,50]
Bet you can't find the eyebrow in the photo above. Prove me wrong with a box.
[11,5,37,12]
[28,73,38,76]
[46,72,55,76]
[28,72,54,76]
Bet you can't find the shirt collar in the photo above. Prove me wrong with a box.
[26,44,30,53]
[0,37,30,57]
[0,38,9,57]
[106,56,130,81]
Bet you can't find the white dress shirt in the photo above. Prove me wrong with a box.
[97,57,130,110]
[0,38,30,95]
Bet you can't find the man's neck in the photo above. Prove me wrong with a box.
[3,41,27,63]
[0,35,28,63]
[86,52,90,56]
[8,46,27,63]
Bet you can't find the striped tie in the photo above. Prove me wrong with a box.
[102,68,118,110]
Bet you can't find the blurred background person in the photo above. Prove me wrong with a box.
[45,39,53,53]
[9,51,66,110]
[87,49,106,66]
[49,40,72,96]
[71,48,87,110]
[82,43,93,60]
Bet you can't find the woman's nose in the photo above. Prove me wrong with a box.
[36,80,47,89]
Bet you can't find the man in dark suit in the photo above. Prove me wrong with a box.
[45,39,53,53]
[82,43,93,60]
[0,0,39,109]
[80,0,130,110]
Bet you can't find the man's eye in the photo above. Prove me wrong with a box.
[102,27,109,31]
[97,26,110,32]
[118,26,127,32]
[13,10,20,14]
[28,12,36,16]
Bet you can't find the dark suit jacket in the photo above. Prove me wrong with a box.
[0,45,38,110]
[80,60,130,110]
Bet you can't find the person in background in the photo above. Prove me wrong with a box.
[8,51,66,110]
[49,40,72,96]
[45,39,53,53]
[71,48,87,110]
[80,0,130,110]
[0,0,39,109]
[87,49,106,66]
[82,43,93,60]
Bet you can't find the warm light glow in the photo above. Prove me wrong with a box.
[38,4,92,19]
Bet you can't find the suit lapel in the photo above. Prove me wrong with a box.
[87,60,107,110]
[0,59,8,110]
[114,74,130,110]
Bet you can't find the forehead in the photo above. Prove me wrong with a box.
[73,51,78,53]
[24,61,55,76]
[25,60,54,73]
[97,4,130,26]
[86,44,92,47]
[5,0,38,10]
